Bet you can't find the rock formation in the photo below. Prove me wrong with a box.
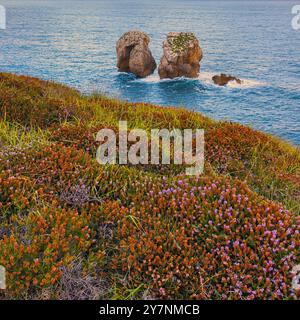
[212,74,242,86]
[158,32,203,79]
[116,31,157,78]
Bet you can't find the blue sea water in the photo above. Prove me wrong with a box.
[0,0,299,145]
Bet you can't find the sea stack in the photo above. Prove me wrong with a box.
[158,32,203,79]
[212,74,242,86]
[116,31,157,78]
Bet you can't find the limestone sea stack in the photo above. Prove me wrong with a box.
[158,32,203,79]
[212,74,242,86]
[116,31,157,78]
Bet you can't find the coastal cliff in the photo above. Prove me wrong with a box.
[0,73,299,300]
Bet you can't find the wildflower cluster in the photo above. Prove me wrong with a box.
[109,177,299,299]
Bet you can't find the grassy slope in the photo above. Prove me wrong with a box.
[0,73,299,300]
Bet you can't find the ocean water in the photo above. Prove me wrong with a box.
[0,0,299,145]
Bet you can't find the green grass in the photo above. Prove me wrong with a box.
[0,121,51,148]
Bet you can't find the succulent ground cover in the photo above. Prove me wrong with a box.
[0,73,299,299]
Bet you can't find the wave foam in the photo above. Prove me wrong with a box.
[139,74,161,83]
[138,72,265,89]
[198,72,265,88]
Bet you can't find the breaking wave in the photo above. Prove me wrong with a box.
[138,72,266,89]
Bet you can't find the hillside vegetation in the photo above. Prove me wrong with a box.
[0,73,299,299]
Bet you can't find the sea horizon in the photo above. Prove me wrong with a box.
[0,0,299,145]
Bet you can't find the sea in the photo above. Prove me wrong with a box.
[0,0,299,145]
